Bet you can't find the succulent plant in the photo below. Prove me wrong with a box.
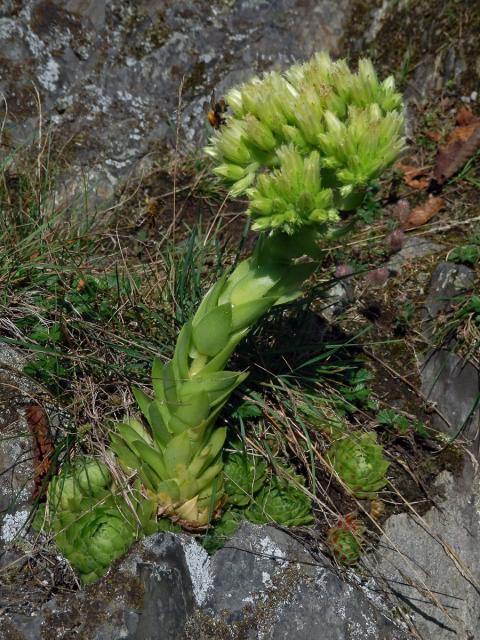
[245,473,314,527]
[202,509,244,554]
[327,432,390,499]
[327,528,361,565]
[37,458,159,584]
[206,51,404,231]
[327,512,365,566]
[246,146,339,234]
[111,234,316,529]
[49,52,404,581]
[224,448,267,506]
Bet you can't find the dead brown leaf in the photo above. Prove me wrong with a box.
[424,130,442,142]
[396,163,432,190]
[401,196,445,229]
[456,105,474,126]
[433,119,480,185]
[26,403,55,499]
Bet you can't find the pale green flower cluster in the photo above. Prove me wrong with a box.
[206,52,404,233]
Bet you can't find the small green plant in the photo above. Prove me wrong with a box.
[34,458,164,584]
[458,295,480,326]
[327,513,365,566]
[356,187,383,225]
[13,270,145,393]
[327,432,390,498]
[203,451,314,552]
[223,447,268,506]
[244,472,314,527]
[339,367,378,412]
[393,300,415,335]
[448,245,480,267]
[377,409,410,435]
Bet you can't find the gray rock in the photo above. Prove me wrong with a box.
[419,262,479,447]
[196,523,410,639]
[371,260,480,639]
[0,524,411,639]
[423,262,475,324]
[0,346,36,552]
[0,0,351,206]
[321,281,354,322]
[421,350,480,446]
[386,237,445,275]
[371,468,480,640]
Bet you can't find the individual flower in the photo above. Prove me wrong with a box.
[327,432,390,498]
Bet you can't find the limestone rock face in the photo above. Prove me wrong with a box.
[371,262,480,639]
[0,0,351,204]
[0,346,36,556]
[1,524,411,639]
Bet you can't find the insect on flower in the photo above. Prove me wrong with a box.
[207,91,228,129]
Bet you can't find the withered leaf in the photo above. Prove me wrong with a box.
[396,163,432,190]
[401,196,445,229]
[455,106,474,127]
[433,120,480,185]
[26,403,55,499]
[424,130,441,142]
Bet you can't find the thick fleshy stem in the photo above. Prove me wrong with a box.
[111,232,318,528]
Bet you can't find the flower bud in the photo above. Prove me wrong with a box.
[387,229,405,253]
[335,264,354,278]
[366,267,390,286]
[213,163,248,182]
[391,199,410,224]
[244,115,277,151]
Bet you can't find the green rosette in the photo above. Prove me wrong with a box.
[327,432,390,499]
[224,449,268,507]
[245,474,314,527]
[36,457,158,584]
[327,527,363,566]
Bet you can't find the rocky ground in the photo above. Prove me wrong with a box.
[1,1,480,639]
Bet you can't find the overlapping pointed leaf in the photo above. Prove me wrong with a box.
[37,458,159,584]
[224,449,267,506]
[327,432,390,499]
[245,472,314,526]
[327,527,363,566]
[111,247,316,527]
[246,146,339,233]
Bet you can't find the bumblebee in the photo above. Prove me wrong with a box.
[207,92,228,129]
